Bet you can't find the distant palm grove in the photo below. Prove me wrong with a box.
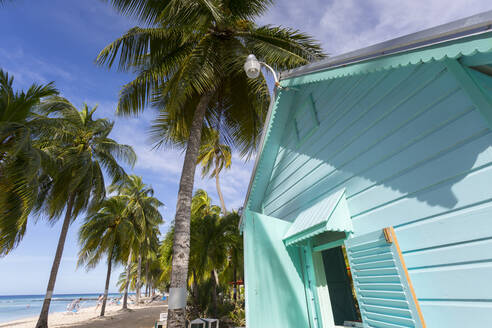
[0,0,324,327]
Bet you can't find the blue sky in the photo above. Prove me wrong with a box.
[1,0,492,295]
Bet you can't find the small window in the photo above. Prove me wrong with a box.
[294,94,319,144]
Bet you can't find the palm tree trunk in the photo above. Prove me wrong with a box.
[167,93,212,328]
[215,162,226,215]
[192,269,199,303]
[233,267,237,302]
[100,248,113,316]
[136,253,142,304]
[122,249,132,310]
[145,261,150,297]
[35,193,75,328]
[211,270,218,316]
[237,285,240,300]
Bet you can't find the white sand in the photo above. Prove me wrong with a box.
[0,302,167,328]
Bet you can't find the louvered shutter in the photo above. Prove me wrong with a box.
[345,227,426,328]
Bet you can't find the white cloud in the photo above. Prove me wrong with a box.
[259,0,492,55]
[110,117,184,181]
[0,47,73,86]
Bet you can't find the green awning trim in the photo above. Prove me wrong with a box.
[283,189,353,246]
[281,32,492,87]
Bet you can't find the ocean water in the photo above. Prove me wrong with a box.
[0,293,122,324]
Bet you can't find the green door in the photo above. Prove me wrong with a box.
[322,246,359,325]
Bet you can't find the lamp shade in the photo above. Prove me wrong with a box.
[244,54,261,78]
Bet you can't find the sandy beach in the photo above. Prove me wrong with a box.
[0,302,167,328]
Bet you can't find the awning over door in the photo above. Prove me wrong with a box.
[283,189,353,246]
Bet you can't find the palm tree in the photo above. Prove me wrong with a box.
[120,240,136,310]
[78,196,135,316]
[220,212,243,302]
[117,261,138,293]
[0,70,58,255]
[146,254,164,295]
[188,191,243,315]
[141,224,160,297]
[197,129,231,214]
[190,213,229,316]
[34,99,136,328]
[99,1,324,324]
[191,189,221,218]
[110,174,163,305]
[160,189,225,310]
[158,225,174,288]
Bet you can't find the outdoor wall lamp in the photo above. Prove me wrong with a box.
[244,54,280,88]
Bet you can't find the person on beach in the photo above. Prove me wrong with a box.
[95,294,104,312]
[66,298,81,313]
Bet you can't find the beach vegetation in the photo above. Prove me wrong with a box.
[158,190,244,325]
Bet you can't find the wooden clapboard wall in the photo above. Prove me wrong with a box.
[345,228,425,328]
[259,59,492,326]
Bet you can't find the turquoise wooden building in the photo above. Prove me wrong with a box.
[240,11,492,328]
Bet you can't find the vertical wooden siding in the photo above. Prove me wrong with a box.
[261,61,492,326]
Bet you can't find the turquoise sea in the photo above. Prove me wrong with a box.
[0,293,122,324]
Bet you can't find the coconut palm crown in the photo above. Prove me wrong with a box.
[98,0,325,155]
[0,70,58,256]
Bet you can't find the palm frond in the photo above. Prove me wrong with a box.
[103,0,170,25]
[0,70,58,255]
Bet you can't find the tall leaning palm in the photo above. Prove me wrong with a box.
[78,196,134,317]
[99,1,324,325]
[34,99,136,328]
[0,70,58,255]
[197,129,231,214]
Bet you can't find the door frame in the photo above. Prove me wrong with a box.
[300,232,352,328]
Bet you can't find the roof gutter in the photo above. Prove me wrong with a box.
[281,10,492,80]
